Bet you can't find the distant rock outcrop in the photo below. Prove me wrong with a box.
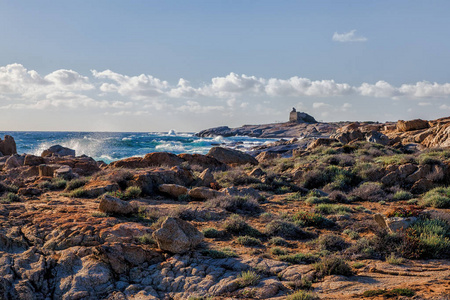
[0,135,17,156]
[41,145,75,157]
[289,108,317,123]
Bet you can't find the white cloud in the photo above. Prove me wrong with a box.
[440,104,450,110]
[418,102,432,106]
[312,102,330,109]
[332,30,368,42]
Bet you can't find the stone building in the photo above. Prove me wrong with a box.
[289,108,317,123]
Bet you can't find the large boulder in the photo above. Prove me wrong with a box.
[98,194,135,215]
[0,135,17,156]
[422,123,450,148]
[397,119,429,132]
[177,153,226,170]
[307,138,338,150]
[158,184,188,198]
[207,147,258,166]
[152,217,203,253]
[24,154,45,166]
[188,187,222,200]
[41,145,75,157]
[366,131,390,145]
[109,157,147,169]
[144,152,184,167]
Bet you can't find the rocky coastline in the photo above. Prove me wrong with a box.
[0,117,450,299]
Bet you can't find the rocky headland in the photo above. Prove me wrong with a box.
[0,116,450,299]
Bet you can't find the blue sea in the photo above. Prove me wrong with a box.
[0,131,278,163]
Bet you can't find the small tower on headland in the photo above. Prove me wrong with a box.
[289,107,317,123]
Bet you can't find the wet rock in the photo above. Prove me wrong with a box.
[188,187,222,200]
[41,145,75,157]
[158,184,188,198]
[152,217,203,254]
[99,194,136,215]
[207,147,258,166]
[0,135,17,156]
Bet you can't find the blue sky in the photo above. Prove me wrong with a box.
[1,1,450,131]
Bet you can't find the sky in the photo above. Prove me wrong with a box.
[1,0,450,132]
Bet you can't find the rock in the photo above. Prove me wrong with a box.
[331,130,364,144]
[398,163,418,178]
[307,138,338,150]
[0,135,17,156]
[386,216,418,232]
[406,164,432,183]
[23,155,45,166]
[255,151,279,162]
[255,278,284,299]
[38,164,61,177]
[422,122,450,148]
[177,153,226,170]
[220,186,264,201]
[397,119,429,132]
[198,168,215,187]
[374,214,417,232]
[99,194,136,215]
[53,165,75,180]
[207,147,258,166]
[144,152,184,167]
[109,157,148,169]
[411,178,434,194]
[366,131,390,145]
[158,184,188,198]
[380,171,400,186]
[18,187,42,196]
[84,181,119,198]
[41,145,75,157]
[188,187,222,200]
[4,155,21,169]
[248,167,265,177]
[152,217,203,254]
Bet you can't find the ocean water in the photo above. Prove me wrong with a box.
[0,131,278,163]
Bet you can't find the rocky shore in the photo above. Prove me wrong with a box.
[1,117,450,299]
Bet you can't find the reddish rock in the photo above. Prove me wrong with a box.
[158,184,188,198]
[98,194,135,214]
[109,157,148,169]
[188,187,222,200]
[144,152,184,167]
[207,147,258,166]
[397,119,429,132]
[177,153,226,170]
[24,155,45,166]
[307,138,338,150]
[0,135,17,156]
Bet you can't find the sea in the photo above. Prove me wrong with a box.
[0,131,278,164]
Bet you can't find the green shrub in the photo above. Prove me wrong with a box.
[316,234,348,252]
[351,182,386,202]
[314,256,353,278]
[265,220,308,239]
[207,195,260,214]
[136,234,156,246]
[66,178,88,191]
[124,186,141,199]
[270,247,287,256]
[362,288,415,298]
[304,196,330,205]
[293,211,334,228]
[392,190,413,201]
[201,248,238,258]
[286,290,318,300]
[236,235,263,247]
[374,154,416,165]
[236,270,260,287]
[420,187,450,208]
[278,253,319,264]
[223,214,260,237]
[91,212,107,218]
[386,253,405,265]
[314,204,352,215]
[202,227,223,238]
[0,192,20,203]
[67,188,89,198]
[343,229,360,240]
[268,237,289,247]
[410,218,450,258]
[303,166,359,190]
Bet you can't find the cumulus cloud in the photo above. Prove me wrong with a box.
[332,30,368,42]
[3,63,450,119]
